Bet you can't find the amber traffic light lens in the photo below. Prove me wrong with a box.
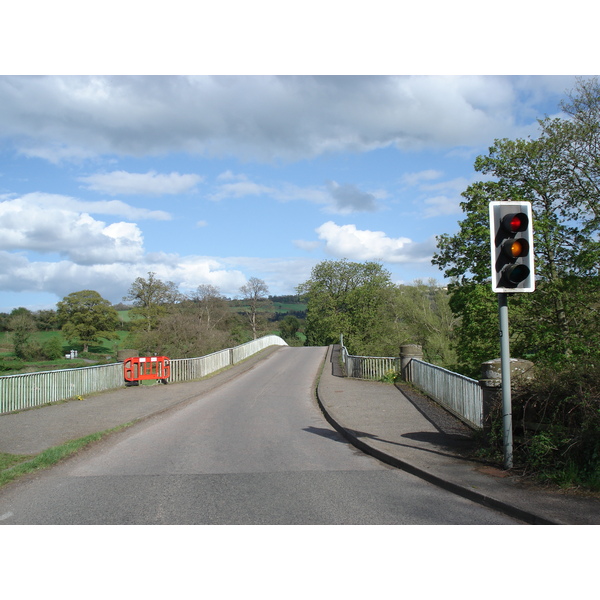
[502,238,529,258]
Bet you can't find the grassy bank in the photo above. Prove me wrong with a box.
[0,423,134,489]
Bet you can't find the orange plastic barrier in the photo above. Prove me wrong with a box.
[124,356,170,385]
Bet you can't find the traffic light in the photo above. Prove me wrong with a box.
[489,201,535,293]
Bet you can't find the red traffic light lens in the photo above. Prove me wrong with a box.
[510,216,523,230]
[502,212,529,233]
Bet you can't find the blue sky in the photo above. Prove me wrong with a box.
[0,74,583,312]
[1,2,594,313]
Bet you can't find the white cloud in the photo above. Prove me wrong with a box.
[0,75,573,163]
[78,170,203,195]
[401,170,443,187]
[208,180,275,202]
[209,174,381,214]
[0,195,145,265]
[315,221,435,264]
[10,192,170,221]
[293,239,320,251]
[421,195,463,218]
[0,251,258,304]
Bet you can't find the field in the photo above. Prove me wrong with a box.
[0,299,307,376]
[0,330,129,376]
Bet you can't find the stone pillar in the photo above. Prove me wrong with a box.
[479,358,535,438]
[400,344,423,381]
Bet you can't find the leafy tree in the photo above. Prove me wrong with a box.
[123,272,182,333]
[35,309,58,331]
[391,280,458,369]
[42,336,64,360]
[433,77,600,374]
[57,290,120,352]
[8,310,38,360]
[297,259,395,355]
[239,277,270,340]
[279,314,300,342]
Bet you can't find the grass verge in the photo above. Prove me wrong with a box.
[0,422,134,489]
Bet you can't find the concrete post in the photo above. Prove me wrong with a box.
[479,358,535,440]
[399,344,423,381]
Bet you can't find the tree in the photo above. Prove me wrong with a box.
[57,290,119,352]
[279,314,300,342]
[8,309,38,360]
[189,284,230,332]
[123,272,181,332]
[297,259,395,355]
[239,277,270,340]
[35,309,58,331]
[391,280,458,369]
[42,336,64,360]
[432,77,600,373]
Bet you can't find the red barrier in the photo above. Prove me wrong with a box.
[124,356,170,385]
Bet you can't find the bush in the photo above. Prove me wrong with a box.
[487,361,600,490]
[42,337,64,360]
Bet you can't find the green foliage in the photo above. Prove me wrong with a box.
[279,314,300,342]
[433,77,600,376]
[35,309,58,331]
[298,259,395,355]
[391,279,458,369]
[484,361,600,490]
[379,369,401,384]
[8,310,38,360]
[298,260,457,366]
[42,336,64,360]
[124,284,241,357]
[123,271,182,333]
[57,290,120,352]
[431,78,600,487]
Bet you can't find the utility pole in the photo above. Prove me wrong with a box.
[498,293,513,468]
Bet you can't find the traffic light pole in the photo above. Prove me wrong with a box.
[498,292,513,469]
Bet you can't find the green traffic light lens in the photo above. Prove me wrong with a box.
[504,264,530,284]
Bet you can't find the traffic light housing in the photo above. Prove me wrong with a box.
[489,201,535,293]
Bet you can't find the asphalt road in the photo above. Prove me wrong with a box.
[0,346,520,525]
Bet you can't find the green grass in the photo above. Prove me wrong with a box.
[0,452,35,472]
[0,423,134,489]
[0,330,130,375]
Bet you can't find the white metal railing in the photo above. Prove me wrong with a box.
[340,344,399,380]
[339,335,483,429]
[168,349,231,383]
[0,363,123,414]
[403,359,482,429]
[0,335,288,414]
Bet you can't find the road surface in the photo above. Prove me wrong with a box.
[0,346,520,524]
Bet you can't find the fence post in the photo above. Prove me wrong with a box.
[400,344,423,381]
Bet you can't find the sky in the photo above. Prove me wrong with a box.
[0,74,582,313]
[0,4,594,314]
